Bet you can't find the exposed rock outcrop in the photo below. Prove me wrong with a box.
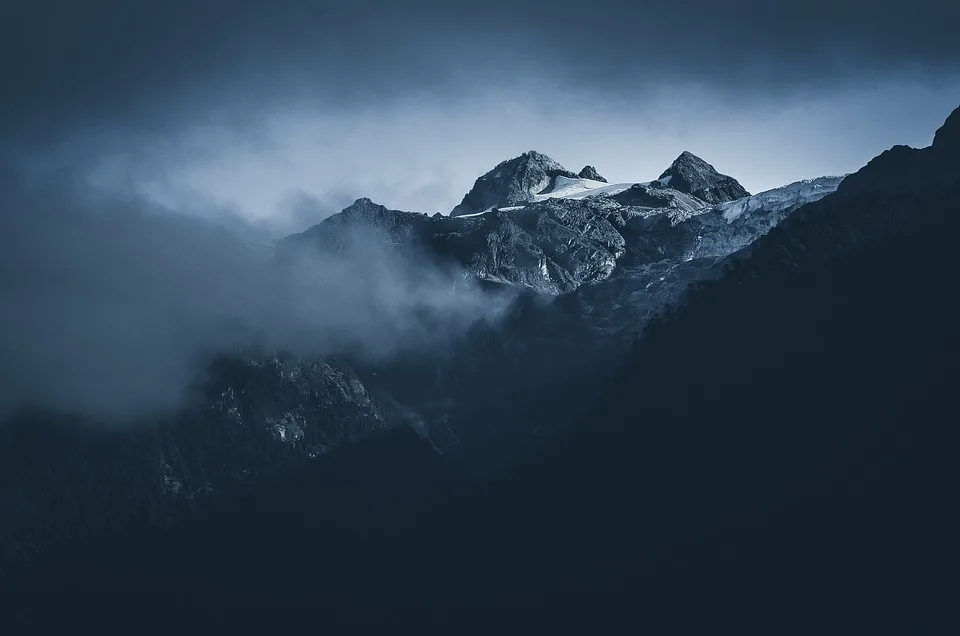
[578,165,607,182]
[657,151,750,204]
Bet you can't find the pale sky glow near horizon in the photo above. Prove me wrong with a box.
[68,74,960,228]
[2,1,959,236]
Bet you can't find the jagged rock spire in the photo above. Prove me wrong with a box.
[577,165,607,182]
[658,151,749,204]
[933,105,960,155]
[838,103,960,195]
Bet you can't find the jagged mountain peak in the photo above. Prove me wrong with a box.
[345,197,383,211]
[487,150,570,176]
[518,149,562,164]
[578,165,607,182]
[659,150,713,175]
[658,151,750,204]
[335,197,406,223]
[673,150,706,164]
[283,196,430,257]
[838,103,960,195]
[933,105,960,154]
[451,151,579,217]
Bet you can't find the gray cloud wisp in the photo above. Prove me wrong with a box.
[0,175,512,422]
[3,0,958,141]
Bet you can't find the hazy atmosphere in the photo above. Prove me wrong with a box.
[0,176,512,420]
[1,0,958,419]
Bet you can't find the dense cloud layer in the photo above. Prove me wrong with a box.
[0,173,511,421]
[2,0,959,139]
[2,2,958,215]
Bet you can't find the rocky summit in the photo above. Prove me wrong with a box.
[657,151,750,204]
[450,151,579,217]
[286,150,834,303]
[577,165,607,182]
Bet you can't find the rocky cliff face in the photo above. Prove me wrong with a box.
[457,201,627,294]
[288,195,626,296]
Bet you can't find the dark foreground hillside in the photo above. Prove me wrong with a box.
[4,115,960,631]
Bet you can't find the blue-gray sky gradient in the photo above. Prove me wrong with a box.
[2,0,959,224]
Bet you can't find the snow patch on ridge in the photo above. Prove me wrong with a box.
[716,176,846,223]
[532,176,639,202]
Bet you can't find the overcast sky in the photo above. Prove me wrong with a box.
[3,0,959,225]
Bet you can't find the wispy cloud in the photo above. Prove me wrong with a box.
[0,172,511,422]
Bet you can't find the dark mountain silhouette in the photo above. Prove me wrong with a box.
[4,108,959,630]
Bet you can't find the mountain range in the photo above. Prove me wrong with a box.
[0,141,857,562]
[2,105,957,609]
